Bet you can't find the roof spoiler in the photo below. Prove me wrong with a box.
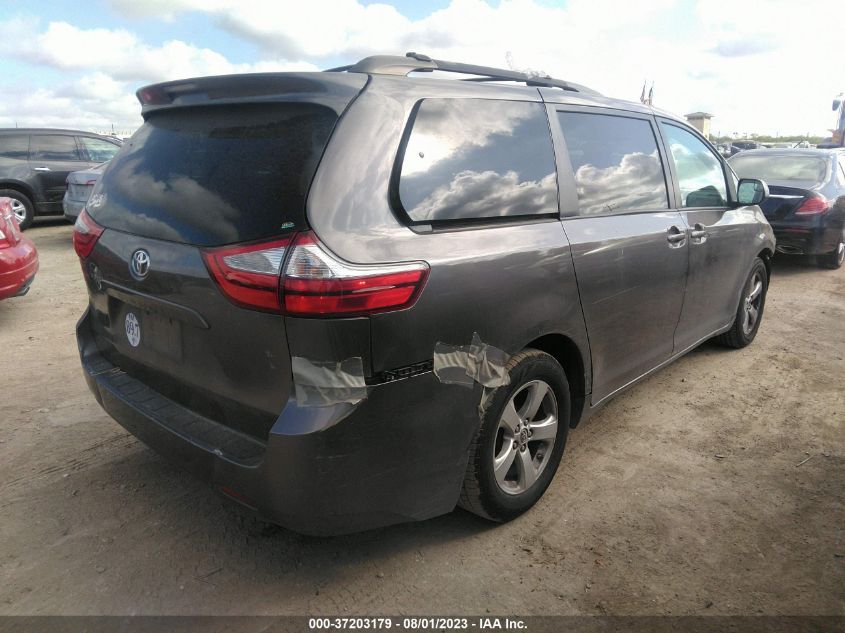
[135,72,367,116]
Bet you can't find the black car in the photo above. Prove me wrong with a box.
[0,129,122,229]
[733,140,760,151]
[73,54,773,535]
[730,149,845,268]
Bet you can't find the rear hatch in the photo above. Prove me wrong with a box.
[79,73,367,439]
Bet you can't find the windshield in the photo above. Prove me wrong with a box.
[730,154,827,182]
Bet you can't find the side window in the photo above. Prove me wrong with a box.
[79,137,120,163]
[557,112,668,215]
[0,135,30,160]
[398,99,558,222]
[660,123,727,208]
[30,135,82,161]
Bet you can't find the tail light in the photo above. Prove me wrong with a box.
[282,231,429,316]
[201,237,293,312]
[202,231,429,316]
[794,195,829,215]
[73,208,104,258]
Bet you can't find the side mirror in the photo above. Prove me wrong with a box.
[737,178,769,206]
[833,99,841,112]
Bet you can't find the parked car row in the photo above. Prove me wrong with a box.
[718,140,814,158]
[0,128,121,229]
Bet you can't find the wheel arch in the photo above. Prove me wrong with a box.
[757,247,773,280]
[524,333,588,428]
[0,180,38,207]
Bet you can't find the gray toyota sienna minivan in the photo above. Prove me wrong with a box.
[74,54,775,535]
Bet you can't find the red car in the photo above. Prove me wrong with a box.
[0,197,38,299]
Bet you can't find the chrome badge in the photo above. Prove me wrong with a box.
[130,249,151,280]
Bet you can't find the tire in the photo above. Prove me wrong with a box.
[818,233,844,270]
[716,257,768,349]
[0,189,35,230]
[459,349,570,522]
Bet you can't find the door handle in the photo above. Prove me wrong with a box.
[666,225,686,246]
[33,167,51,172]
[690,223,709,243]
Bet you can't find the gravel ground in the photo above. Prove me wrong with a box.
[0,220,843,616]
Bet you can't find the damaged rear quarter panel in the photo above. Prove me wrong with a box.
[306,75,591,383]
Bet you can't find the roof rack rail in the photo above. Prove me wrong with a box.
[325,52,600,95]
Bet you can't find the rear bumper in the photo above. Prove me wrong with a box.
[63,197,85,222]
[76,308,480,535]
[0,238,38,299]
[772,223,842,256]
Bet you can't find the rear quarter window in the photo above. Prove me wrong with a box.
[396,99,558,224]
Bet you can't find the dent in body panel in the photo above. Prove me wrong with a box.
[284,316,373,414]
[290,356,367,408]
[433,332,511,390]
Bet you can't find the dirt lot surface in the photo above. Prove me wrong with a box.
[1,220,843,616]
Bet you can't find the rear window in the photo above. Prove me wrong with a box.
[397,99,558,223]
[89,103,338,246]
[0,135,29,160]
[730,154,828,182]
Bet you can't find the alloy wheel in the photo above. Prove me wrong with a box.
[10,198,27,225]
[493,379,558,495]
[742,270,764,336]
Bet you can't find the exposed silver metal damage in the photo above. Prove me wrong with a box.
[290,356,367,407]
[433,332,511,390]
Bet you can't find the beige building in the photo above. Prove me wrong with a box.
[685,112,713,139]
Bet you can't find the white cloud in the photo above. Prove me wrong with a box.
[0,17,317,131]
[1,19,318,83]
[2,0,845,135]
[0,74,140,131]
[105,0,844,135]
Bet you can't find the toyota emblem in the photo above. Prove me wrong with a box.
[130,249,151,279]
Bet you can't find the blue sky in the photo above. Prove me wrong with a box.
[0,0,842,136]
